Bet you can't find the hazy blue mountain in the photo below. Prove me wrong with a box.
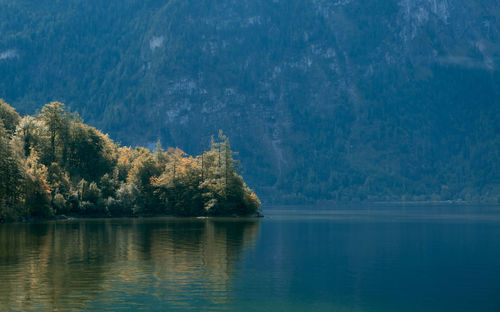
[1,0,499,203]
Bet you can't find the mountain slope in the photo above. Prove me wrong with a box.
[1,0,499,202]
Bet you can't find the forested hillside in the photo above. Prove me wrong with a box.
[0,0,499,203]
[0,101,260,221]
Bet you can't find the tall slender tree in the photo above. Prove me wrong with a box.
[41,102,69,164]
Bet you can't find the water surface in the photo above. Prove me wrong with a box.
[1,205,500,311]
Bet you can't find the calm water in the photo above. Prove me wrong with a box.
[1,205,500,311]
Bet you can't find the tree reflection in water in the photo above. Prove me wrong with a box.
[0,218,261,311]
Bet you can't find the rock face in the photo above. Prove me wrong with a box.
[1,0,499,202]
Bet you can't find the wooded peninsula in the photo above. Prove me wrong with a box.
[0,100,261,222]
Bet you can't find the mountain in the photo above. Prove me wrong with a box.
[1,0,499,203]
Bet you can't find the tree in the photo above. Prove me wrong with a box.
[152,149,204,216]
[23,151,53,218]
[198,131,260,216]
[154,140,167,164]
[0,100,21,135]
[41,102,69,164]
[99,173,118,199]
[47,162,71,213]
[68,122,117,181]
[127,148,162,214]
[15,116,48,157]
[0,100,261,220]
[0,121,23,220]
[113,182,140,216]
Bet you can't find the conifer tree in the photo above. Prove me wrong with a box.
[0,101,261,220]
[0,121,23,219]
[41,102,68,163]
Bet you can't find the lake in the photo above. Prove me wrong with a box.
[1,205,500,311]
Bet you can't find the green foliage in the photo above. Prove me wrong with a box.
[99,173,118,199]
[0,101,261,220]
[0,120,23,220]
[23,151,53,218]
[52,193,67,214]
[127,148,162,214]
[0,99,21,135]
[0,1,498,203]
[15,116,48,157]
[104,182,142,216]
[153,149,204,216]
[41,102,68,163]
[152,133,261,216]
[68,122,117,181]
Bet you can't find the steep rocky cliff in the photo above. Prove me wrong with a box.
[1,0,499,202]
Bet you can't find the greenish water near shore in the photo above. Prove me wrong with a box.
[1,205,500,311]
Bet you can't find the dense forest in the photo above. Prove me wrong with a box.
[1,0,499,203]
[0,100,261,222]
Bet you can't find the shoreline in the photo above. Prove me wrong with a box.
[0,212,264,224]
[262,201,498,209]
